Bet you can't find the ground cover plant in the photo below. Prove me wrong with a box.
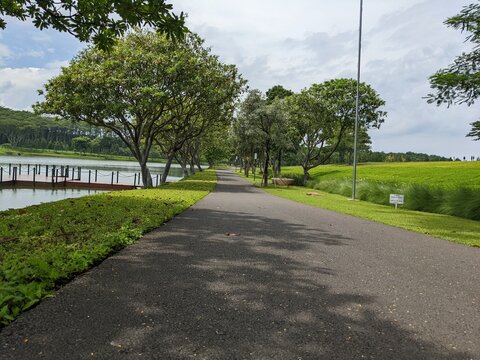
[238,171,480,248]
[0,170,216,326]
[280,162,480,221]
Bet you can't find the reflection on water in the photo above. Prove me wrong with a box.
[0,188,106,212]
[0,155,183,173]
[0,155,184,185]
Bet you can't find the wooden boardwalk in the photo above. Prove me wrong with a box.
[0,164,139,190]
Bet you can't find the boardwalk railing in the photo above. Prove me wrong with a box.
[0,163,165,189]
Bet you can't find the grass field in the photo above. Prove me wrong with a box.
[0,170,216,326]
[279,162,480,221]
[282,161,480,189]
[238,171,480,248]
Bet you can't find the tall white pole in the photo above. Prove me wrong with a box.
[352,0,363,200]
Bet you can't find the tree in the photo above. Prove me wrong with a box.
[334,126,371,164]
[266,85,294,104]
[154,34,245,184]
[71,136,91,153]
[427,3,480,139]
[200,125,233,167]
[467,121,480,140]
[256,99,286,186]
[232,90,287,186]
[36,30,217,187]
[231,120,257,177]
[265,85,293,176]
[0,0,187,50]
[285,79,386,183]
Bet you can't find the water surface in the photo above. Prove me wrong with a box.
[0,155,186,210]
[0,188,106,212]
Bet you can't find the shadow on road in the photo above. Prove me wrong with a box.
[19,207,467,359]
[0,172,473,359]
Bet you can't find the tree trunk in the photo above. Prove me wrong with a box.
[277,149,282,175]
[175,153,189,178]
[140,162,153,188]
[160,154,174,185]
[196,158,203,171]
[182,162,189,178]
[262,148,270,187]
[189,160,195,175]
[303,167,310,185]
[245,160,250,177]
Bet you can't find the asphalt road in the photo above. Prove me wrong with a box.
[1,170,479,359]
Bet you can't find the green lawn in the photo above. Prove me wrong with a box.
[239,172,480,248]
[0,170,216,326]
[282,162,480,189]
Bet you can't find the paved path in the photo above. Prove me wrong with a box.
[1,171,479,359]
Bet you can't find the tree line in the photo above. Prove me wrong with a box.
[35,30,246,187]
[230,81,387,184]
[0,106,132,155]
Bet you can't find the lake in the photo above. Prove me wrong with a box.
[0,155,184,211]
[0,188,106,212]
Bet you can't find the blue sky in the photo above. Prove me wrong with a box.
[0,18,83,68]
[0,0,478,158]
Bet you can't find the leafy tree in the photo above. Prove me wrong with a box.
[200,125,233,167]
[232,90,287,185]
[36,30,222,187]
[232,91,263,177]
[427,3,480,139]
[285,79,386,183]
[265,85,294,176]
[467,120,480,140]
[256,99,286,186]
[0,0,187,49]
[71,136,91,152]
[154,35,245,184]
[266,85,294,103]
[334,127,371,164]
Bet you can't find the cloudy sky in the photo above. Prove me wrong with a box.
[0,0,478,158]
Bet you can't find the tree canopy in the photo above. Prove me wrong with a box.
[265,85,294,103]
[35,30,244,187]
[285,79,386,182]
[0,0,187,49]
[427,3,480,140]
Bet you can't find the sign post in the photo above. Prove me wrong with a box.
[389,194,404,209]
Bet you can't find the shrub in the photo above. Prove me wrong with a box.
[307,178,480,221]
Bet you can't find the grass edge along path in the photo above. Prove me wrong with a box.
[0,170,217,327]
[237,171,480,248]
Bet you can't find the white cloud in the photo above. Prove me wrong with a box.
[0,0,478,157]
[174,0,478,157]
[0,64,63,110]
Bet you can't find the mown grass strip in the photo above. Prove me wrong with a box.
[0,170,216,326]
[238,172,480,248]
[282,162,480,189]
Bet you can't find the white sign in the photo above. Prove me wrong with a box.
[389,194,404,208]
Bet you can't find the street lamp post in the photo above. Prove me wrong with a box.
[352,0,364,201]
